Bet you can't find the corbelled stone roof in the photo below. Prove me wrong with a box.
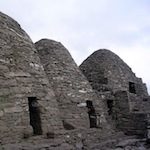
[35,39,110,130]
[0,11,63,144]
[80,49,148,95]
[79,49,150,137]
[1,11,150,149]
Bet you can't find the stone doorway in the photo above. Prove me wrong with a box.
[28,97,42,135]
[86,100,97,128]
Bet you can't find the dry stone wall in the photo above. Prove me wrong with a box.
[1,11,150,149]
[0,12,63,144]
[80,49,148,96]
[80,49,150,137]
[35,39,111,131]
[114,91,147,137]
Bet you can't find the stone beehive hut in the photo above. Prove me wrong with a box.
[35,39,110,130]
[80,49,148,95]
[0,12,63,144]
[1,11,150,149]
[80,49,150,137]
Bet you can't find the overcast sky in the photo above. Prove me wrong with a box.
[0,0,150,94]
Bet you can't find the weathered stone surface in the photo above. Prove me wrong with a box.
[80,49,148,96]
[1,11,150,150]
[0,11,63,144]
[75,141,84,149]
[4,106,23,113]
[35,39,110,131]
[0,110,4,117]
[23,125,33,138]
[79,49,150,137]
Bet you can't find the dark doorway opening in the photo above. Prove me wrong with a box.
[107,100,113,115]
[99,77,108,84]
[28,97,42,135]
[86,100,97,128]
[129,82,136,94]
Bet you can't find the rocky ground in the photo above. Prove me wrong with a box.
[1,129,150,150]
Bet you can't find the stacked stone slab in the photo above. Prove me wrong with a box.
[0,12,63,144]
[35,39,110,130]
[2,10,150,148]
[80,49,150,137]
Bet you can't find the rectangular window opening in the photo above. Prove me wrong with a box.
[107,100,113,115]
[129,82,136,94]
[99,77,108,84]
[143,98,148,102]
